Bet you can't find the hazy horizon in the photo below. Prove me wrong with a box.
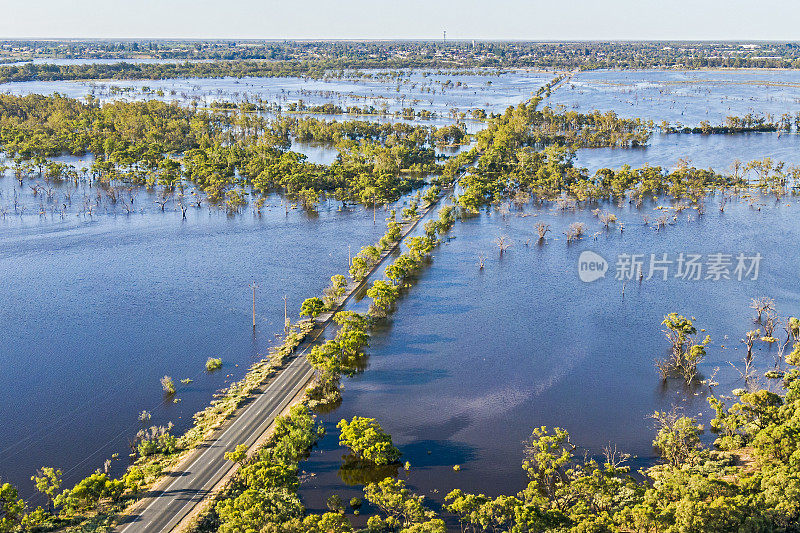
[2,0,799,41]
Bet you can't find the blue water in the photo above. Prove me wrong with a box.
[547,69,800,126]
[0,176,392,498]
[3,68,800,515]
[299,194,800,522]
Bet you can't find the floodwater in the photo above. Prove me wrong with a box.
[576,131,800,173]
[298,193,800,525]
[0,175,390,499]
[3,68,800,518]
[292,141,476,166]
[547,69,800,125]
[0,69,554,118]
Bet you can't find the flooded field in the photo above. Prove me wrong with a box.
[575,131,800,173]
[299,193,800,520]
[547,69,800,125]
[0,176,389,498]
[2,67,800,518]
[0,68,554,118]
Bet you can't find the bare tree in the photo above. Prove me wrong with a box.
[564,222,586,243]
[750,297,775,323]
[598,211,617,228]
[743,329,760,362]
[495,235,512,255]
[536,222,551,241]
[763,311,778,339]
[602,444,631,469]
[497,203,510,219]
[555,197,577,211]
[511,191,530,209]
[732,329,762,384]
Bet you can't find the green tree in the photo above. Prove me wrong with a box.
[300,297,326,320]
[367,279,399,318]
[225,444,249,465]
[326,494,345,513]
[300,512,353,532]
[323,274,349,309]
[216,487,303,533]
[364,478,436,529]
[521,426,575,502]
[0,481,25,533]
[651,411,702,467]
[337,417,401,465]
[660,313,710,383]
[31,467,62,512]
[55,473,124,514]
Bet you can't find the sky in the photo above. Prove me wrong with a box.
[1,0,799,41]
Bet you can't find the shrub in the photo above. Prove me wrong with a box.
[55,473,124,513]
[135,423,177,457]
[300,297,326,320]
[123,467,145,494]
[337,417,401,465]
[326,494,344,513]
[161,375,176,394]
[225,443,249,464]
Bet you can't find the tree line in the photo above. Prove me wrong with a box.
[7,40,800,74]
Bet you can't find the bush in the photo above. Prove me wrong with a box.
[336,417,401,465]
[55,473,124,513]
[300,297,326,319]
[225,444,249,464]
[161,375,176,394]
[123,467,145,494]
[206,357,223,371]
[326,494,344,513]
[135,423,177,458]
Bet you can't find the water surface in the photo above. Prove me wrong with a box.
[299,194,800,524]
[0,176,390,499]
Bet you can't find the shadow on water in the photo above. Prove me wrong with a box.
[399,439,478,469]
[338,455,401,486]
[298,190,800,522]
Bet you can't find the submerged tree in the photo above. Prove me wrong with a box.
[160,375,176,395]
[751,297,775,323]
[659,313,711,383]
[31,467,62,513]
[300,297,326,320]
[336,417,400,466]
[322,274,348,309]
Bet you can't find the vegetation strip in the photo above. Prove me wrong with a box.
[113,177,459,531]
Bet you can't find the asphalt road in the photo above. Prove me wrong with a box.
[115,182,453,532]
[115,353,315,532]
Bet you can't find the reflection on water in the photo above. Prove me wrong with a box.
[299,194,800,520]
[0,176,391,499]
[547,69,800,126]
[576,131,800,173]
